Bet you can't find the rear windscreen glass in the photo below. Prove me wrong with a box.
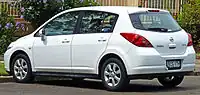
[129,12,181,32]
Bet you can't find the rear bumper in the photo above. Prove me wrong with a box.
[129,64,195,75]
[125,46,196,75]
[128,71,193,79]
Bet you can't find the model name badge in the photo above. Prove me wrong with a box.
[156,45,164,47]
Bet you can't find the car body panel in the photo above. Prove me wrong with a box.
[32,34,73,73]
[71,33,112,74]
[4,35,35,72]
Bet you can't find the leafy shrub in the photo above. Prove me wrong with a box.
[20,0,99,29]
[0,9,16,54]
[0,7,26,55]
[178,0,200,48]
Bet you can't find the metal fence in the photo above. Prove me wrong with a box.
[96,0,186,16]
[139,0,186,15]
[95,0,139,6]
[96,0,138,6]
[0,0,20,17]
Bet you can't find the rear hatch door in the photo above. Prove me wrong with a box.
[129,10,188,56]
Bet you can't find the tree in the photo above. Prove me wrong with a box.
[20,0,99,29]
[178,0,200,48]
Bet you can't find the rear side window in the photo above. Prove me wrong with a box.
[129,12,181,32]
[79,11,118,34]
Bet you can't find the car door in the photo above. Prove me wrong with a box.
[33,11,80,72]
[71,11,118,74]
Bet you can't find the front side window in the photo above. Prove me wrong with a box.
[44,11,79,36]
[79,11,118,34]
[129,12,181,32]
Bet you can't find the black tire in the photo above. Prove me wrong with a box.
[158,76,184,87]
[101,58,130,91]
[11,54,34,83]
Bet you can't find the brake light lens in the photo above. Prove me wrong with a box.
[187,33,193,46]
[120,33,153,47]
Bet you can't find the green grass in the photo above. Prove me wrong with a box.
[0,63,8,76]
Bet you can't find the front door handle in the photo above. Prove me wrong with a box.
[62,41,70,43]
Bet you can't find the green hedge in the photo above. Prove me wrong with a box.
[178,0,200,48]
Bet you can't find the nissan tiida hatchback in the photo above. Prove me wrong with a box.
[4,6,195,91]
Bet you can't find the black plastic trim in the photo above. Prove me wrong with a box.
[33,72,100,79]
[128,71,193,79]
[33,71,192,80]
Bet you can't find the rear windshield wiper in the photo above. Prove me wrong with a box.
[147,28,168,32]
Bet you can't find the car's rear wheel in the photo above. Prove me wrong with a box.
[157,76,184,87]
[101,58,129,91]
[11,54,34,83]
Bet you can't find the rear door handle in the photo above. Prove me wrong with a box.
[98,37,107,42]
[98,39,107,42]
[62,39,70,43]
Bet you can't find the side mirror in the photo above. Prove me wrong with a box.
[40,29,46,41]
[42,28,45,35]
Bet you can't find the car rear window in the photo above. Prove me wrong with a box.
[129,12,182,32]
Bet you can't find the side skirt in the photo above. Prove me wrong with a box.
[33,72,100,79]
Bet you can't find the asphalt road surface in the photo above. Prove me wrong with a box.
[0,76,200,95]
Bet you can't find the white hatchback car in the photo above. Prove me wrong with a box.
[4,6,195,91]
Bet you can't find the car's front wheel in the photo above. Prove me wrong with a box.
[11,54,34,83]
[101,58,130,91]
[157,76,184,87]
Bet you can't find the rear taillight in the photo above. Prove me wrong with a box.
[187,33,193,46]
[120,33,153,47]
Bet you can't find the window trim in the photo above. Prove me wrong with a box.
[75,10,119,34]
[34,11,81,37]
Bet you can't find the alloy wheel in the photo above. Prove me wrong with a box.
[104,63,121,87]
[13,58,28,80]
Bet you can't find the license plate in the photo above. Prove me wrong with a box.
[166,60,181,70]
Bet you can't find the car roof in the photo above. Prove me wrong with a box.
[63,6,169,14]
